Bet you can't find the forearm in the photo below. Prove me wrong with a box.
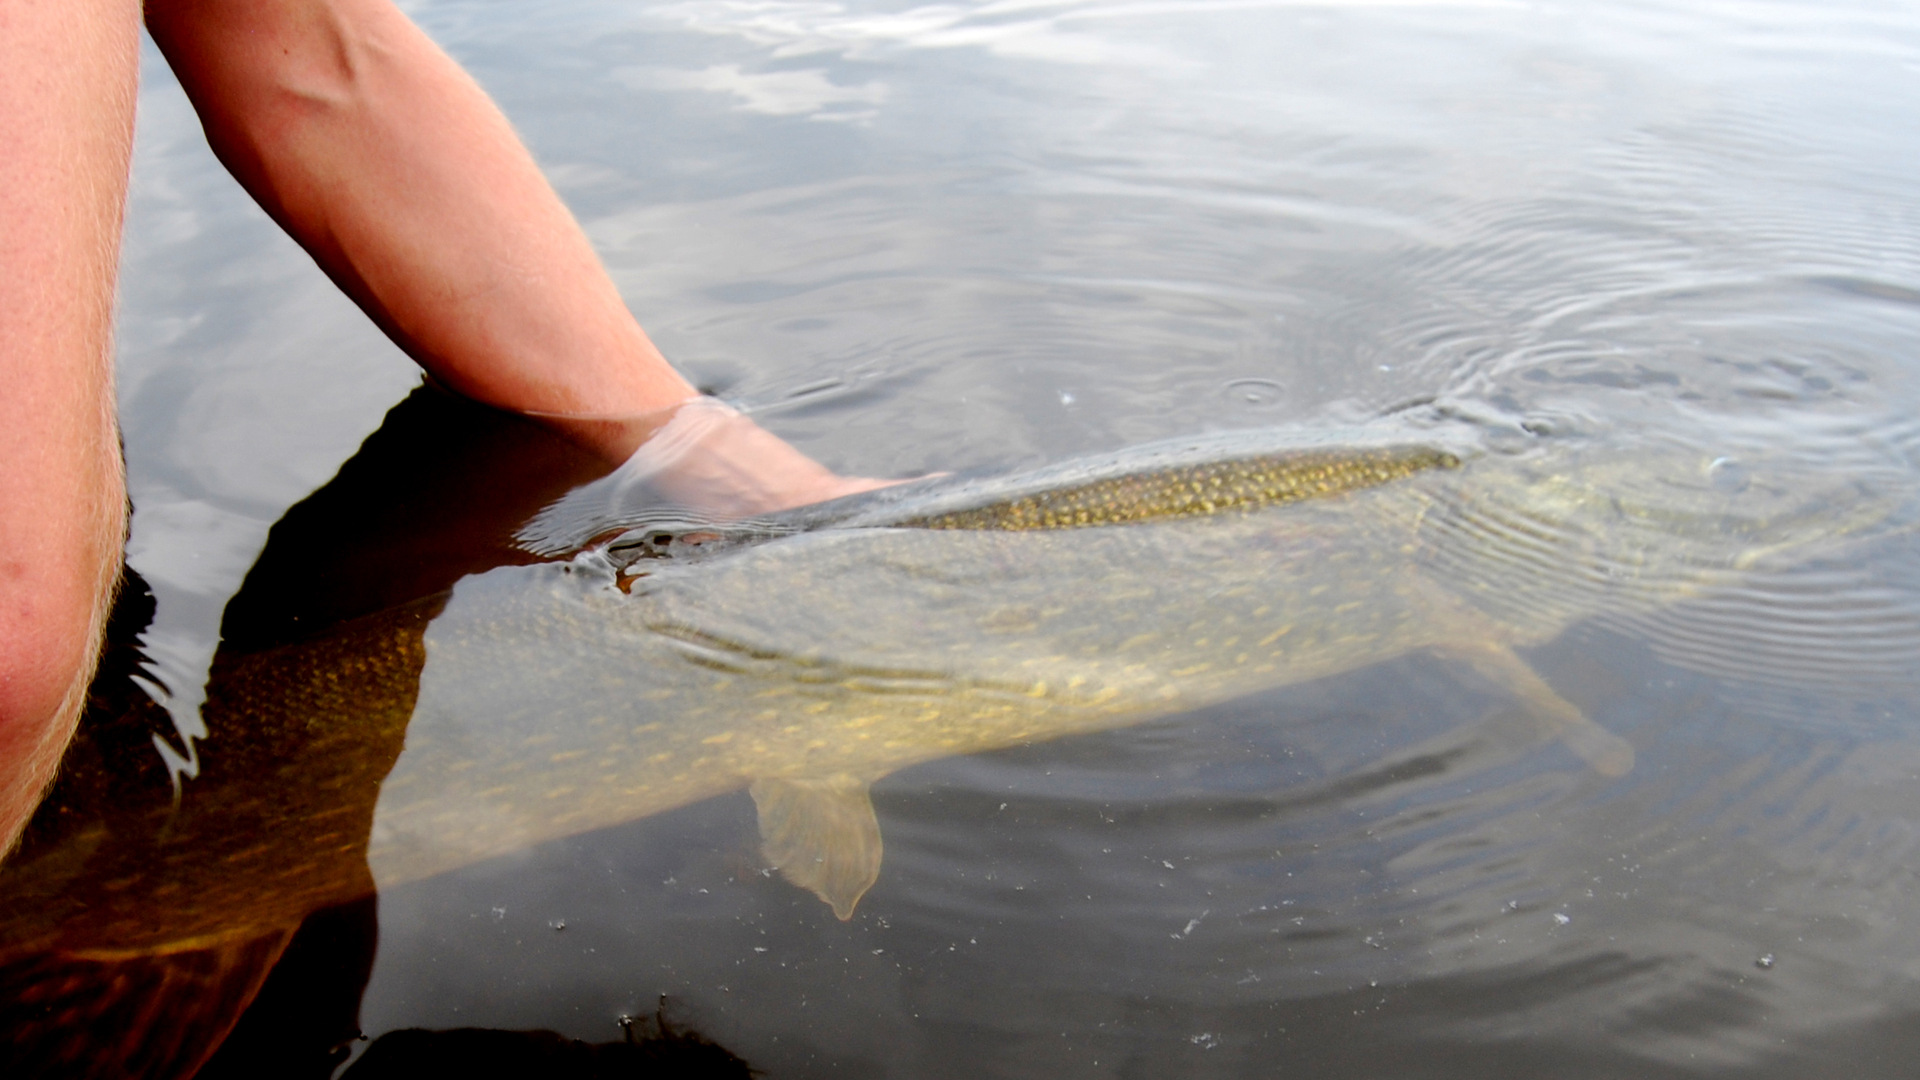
[143,0,698,422]
[0,0,137,852]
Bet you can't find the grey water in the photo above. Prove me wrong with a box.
[109,0,1920,1075]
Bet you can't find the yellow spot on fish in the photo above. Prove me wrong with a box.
[1257,626,1294,647]
[897,445,1455,530]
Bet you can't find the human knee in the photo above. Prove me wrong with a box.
[0,508,125,854]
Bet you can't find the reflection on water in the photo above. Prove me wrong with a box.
[14,0,1920,1074]
[0,391,603,1077]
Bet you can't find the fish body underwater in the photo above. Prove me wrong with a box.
[374,425,1908,918]
[0,419,1908,1065]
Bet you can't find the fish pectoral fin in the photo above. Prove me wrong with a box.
[1433,641,1634,778]
[750,774,883,921]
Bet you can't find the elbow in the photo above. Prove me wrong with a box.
[147,0,386,130]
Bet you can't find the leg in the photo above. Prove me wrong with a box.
[0,0,139,854]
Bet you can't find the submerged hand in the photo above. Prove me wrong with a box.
[543,396,901,525]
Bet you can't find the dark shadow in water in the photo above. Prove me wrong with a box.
[340,1011,755,1080]
[216,381,615,654]
[0,384,759,1078]
[193,897,380,1080]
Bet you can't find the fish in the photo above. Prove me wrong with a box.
[1,420,1906,991]
[366,424,1911,920]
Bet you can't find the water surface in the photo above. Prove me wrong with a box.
[55,0,1920,1074]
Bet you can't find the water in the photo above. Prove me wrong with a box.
[18,0,1920,1074]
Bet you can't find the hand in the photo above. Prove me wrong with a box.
[545,397,899,525]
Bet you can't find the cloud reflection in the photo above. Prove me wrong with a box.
[646,0,1524,68]
[614,63,886,121]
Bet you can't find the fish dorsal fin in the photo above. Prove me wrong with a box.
[749,775,882,920]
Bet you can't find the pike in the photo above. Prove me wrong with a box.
[371,424,1906,919]
[2,421,1907,983]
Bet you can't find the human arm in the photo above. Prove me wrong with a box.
[142,0,887,507]
[143,0,688,421]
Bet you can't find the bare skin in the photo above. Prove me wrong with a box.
[0,0,139,859]
[0,0,888,854]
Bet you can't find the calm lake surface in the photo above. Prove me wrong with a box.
[42,0,1920,1074]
